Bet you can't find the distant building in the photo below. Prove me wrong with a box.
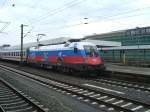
[2,44,10,47]
[84,26,150,46]
[0,44,10,49]
[89,26,150,66]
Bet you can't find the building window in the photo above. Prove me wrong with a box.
[146,28,150,33]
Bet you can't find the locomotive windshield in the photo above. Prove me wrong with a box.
[84,45,99,57]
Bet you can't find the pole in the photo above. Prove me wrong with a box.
[20,24,23,63]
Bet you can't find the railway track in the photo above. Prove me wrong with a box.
[0,64,150,112]
[89,78,150,93]
[1,62,150,93]
[0,77,49,112]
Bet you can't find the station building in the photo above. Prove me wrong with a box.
[84,26,150,66]
[84,26,150,46]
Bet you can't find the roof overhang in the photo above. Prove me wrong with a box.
[81,39,121,47]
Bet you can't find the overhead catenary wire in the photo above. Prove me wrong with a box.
[30,0,86,25]
[33,6,150,32]
[30,0,138,27]
[33,0,136,24]
[29,0,86,35]
[2,1,150,43]
[23,26,34,38]
[26,0,85,35]
[35,0,82,18]
[89,6,150,22]
[7,0,142,36]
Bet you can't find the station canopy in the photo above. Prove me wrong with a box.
[81,39,121,47]
[0,37,121,50]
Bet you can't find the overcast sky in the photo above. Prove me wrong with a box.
[0,0,150,45]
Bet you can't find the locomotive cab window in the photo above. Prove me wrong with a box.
[74,47,78,53]
[84,45,99,57]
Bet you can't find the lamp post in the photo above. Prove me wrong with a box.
[20,24,28,64]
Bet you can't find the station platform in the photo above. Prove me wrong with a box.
[105,63,150,77]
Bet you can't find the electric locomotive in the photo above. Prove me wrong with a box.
[27,41,105,73]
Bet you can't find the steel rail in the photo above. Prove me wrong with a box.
[0,75,48,112]
[0,64,150,112]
